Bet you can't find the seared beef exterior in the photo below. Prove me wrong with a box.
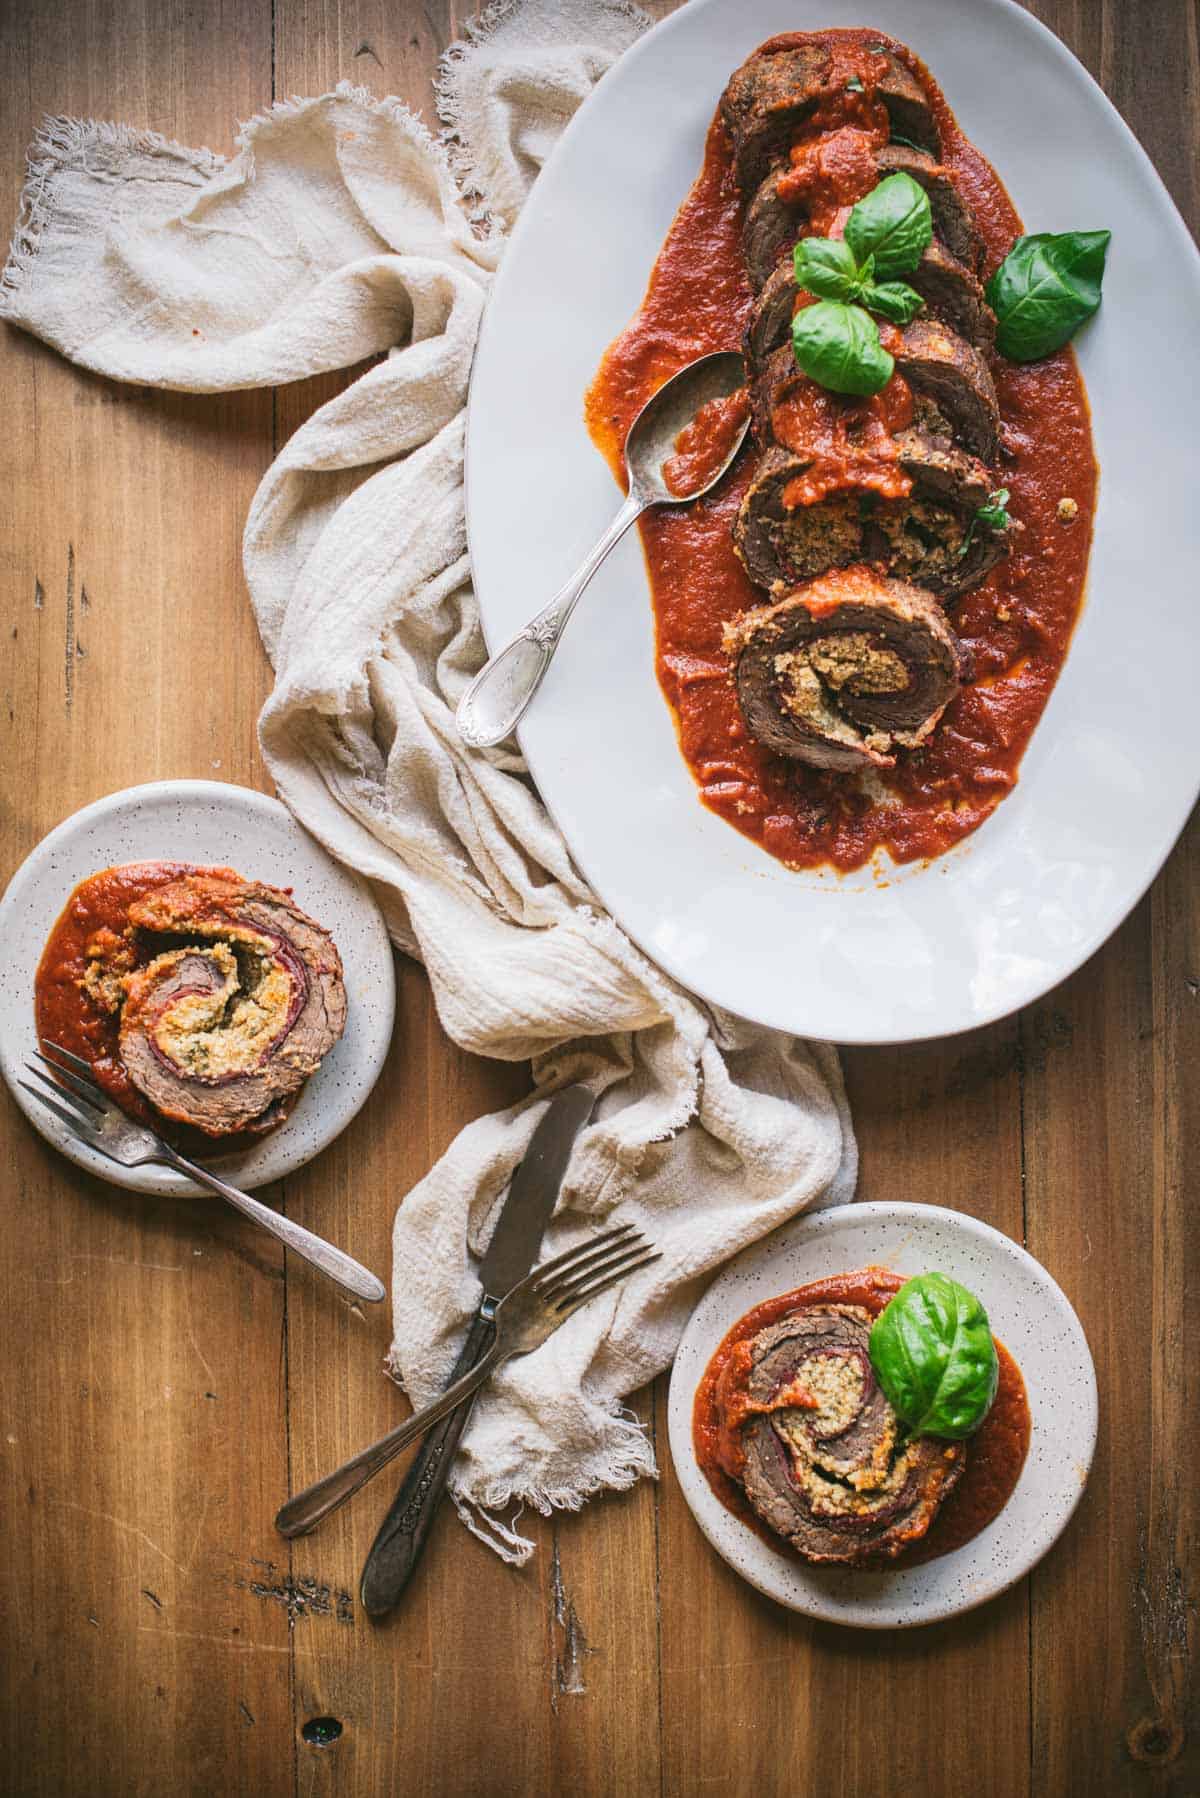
[723,567,970,771]
[752,336,998,463]
[118,873,347,1137]
[733,432,1000,598]
[721,39,937,193]
[736,1303,965,1564]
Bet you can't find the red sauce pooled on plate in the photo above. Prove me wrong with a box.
[691,1266,1031,1568]
[584,28,1097,874]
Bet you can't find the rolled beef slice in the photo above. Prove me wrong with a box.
[118,873,347,1137]
[734,1302,965,1564]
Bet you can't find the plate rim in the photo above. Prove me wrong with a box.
[0,777,396,1195]
[665,1198,1098,1628]
[464,0,1200,1044]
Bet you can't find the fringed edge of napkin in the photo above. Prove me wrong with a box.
[434,0,653,217]
[0,117,223,319]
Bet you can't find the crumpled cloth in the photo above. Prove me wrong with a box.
[1,0,856,1560]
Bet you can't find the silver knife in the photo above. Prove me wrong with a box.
[359,1083,594,1618]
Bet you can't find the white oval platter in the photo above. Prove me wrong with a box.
[667,1201,1097,1628]
[0,781,395,1195]
[466,0,1200,1042]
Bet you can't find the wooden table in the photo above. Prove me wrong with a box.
[2,1,1196,1792]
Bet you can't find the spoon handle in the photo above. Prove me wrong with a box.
[456,490,645,748]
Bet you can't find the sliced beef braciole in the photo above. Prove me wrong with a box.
[735,1303,965,1563]
[118,873,347,1137]
[732,430,1001,599]
[721,39,938,194]
[895,318,999,460]
[752,328,998,462]
[723,567,970,771]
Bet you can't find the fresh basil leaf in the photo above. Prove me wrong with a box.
[960,488,1012,557]
[985,230,1110,361]
[791,301,894,397]
[869,1272,999,1439]
[792,236,859,302]
[856,278,925,325]
[845,172,932,280]
[977,486,1011,530]
[846,75,865,92]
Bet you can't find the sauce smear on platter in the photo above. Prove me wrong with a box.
[692,1266,1031,1568]
[585,28,1097,873]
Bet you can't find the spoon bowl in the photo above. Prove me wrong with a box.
[625,349,750,502]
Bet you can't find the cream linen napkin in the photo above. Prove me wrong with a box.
[1,0,856,1560]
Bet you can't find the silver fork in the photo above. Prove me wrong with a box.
[22,1042,386,1306]
[275,1223,659,1537]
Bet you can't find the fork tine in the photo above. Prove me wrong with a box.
[554,1251,661,1318]
[18,1079,103,1145]
[39,1040,96,1078]
[24,1064,102,1126]
[528,1223,640,1287]
[542,1235,653,1306]
[31,1052,107,1116]
[533,1226,648,1294]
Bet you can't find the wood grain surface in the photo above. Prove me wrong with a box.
[1,1,1196,1794]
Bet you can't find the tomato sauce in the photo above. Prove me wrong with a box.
[691,1266,1031,1568]
[663,387,752,496]
[584,29,1097,873]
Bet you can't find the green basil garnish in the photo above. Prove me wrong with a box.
[869,1273,999,1439]
[792,236,859,302]
[960,487,1012,557]
[857,278,924,325]
[792,300,894,397]
[985,230,1111,361]
[846,75,865,93]
[844,171,932,280]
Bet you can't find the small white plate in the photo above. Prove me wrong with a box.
[667,1201,1096,1628]
[0,780,396,1195]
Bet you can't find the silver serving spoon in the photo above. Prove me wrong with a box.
[456,349,748,749]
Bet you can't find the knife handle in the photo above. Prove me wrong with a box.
[359,1311,494,1618]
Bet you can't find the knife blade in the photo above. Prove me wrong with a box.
[360,1083,594,1618]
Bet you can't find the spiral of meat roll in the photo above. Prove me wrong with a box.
[723,566,970,771]
[733,1303,965,1565]
[118,873,347,1137]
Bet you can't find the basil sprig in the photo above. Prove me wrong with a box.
[985,230,1111,361]
[789,173,933,397]
[960,487,1012,558]
[792,238,925,326]
[869,1272,999,1440]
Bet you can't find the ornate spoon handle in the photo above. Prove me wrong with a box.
[456,490,645,748]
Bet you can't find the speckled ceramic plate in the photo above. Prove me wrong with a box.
[0,780,395,1195]
[667,1201,1096,1628]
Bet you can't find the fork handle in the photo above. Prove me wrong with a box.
[161,1147,386,1305]
[359,1312,493,1617]
[275,1338,507,1538]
